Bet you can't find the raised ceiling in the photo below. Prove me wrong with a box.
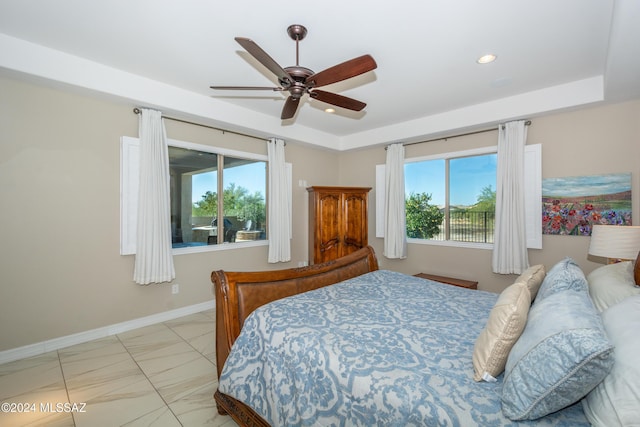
[1,0,639,151]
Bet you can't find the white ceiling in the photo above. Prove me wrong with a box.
[1,0,639,151]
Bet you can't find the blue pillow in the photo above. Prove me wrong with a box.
[502,288,614,420]
[535,257,588,302]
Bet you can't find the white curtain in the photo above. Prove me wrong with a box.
[133,108,175,284]
[384,143,407,259]
[267,138,291,263]
[492,120,529,274]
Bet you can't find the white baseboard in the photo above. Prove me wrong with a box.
[0,300,215,365]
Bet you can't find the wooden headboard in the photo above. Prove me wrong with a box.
[635,250,640,286]
[211,245,379,378]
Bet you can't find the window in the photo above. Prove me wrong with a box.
[169,145,267,249]
[375,144,542,249]
[120,136,272,255]
[405,151,497,244]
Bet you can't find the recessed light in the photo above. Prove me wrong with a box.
[324,108,335,114]
[477,54,497,64]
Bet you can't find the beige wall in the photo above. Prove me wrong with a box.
[2,73,639,352]
[0,76,339,351]
[339,100,640,293]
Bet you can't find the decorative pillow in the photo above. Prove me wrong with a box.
[502,288,614,420]
[587,261,639,312]
[472,281,531,382]
[535,257,588,302]
[514,264,545,301]
[582,295,640,426]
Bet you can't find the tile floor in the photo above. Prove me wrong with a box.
[0,310,239,427]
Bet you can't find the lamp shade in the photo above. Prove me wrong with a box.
[588,225,640,261]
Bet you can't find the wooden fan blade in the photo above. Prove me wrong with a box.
[210,86,284,91]
[309,90,366,111]
[281,96,300,119]
[306,54,377,88]
[235,37,292,86]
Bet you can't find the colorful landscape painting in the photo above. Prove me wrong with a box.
[542,173,632,236]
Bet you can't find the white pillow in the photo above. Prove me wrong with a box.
[515,264,545,301]
[587,261,640,312]
[582,294,640,426]
[472,281,531,382]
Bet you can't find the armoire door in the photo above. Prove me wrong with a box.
[308,186,371,264]
[315,191,342,263]
[342,191,368,256]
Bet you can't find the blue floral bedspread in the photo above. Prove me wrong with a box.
[218,270,588,426]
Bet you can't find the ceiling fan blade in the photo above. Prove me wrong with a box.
[309,90,366,111]
[281,96,300,119]
[235,37,292,86]
[306,54,377,88]
[210,86,284,91]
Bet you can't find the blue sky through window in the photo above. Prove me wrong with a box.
[191,154,496,207]
[405,154,496,207]
[191,162,266,203]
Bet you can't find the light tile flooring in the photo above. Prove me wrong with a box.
[0,310,240,427]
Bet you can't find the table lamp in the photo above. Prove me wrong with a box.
[588,224,640,264]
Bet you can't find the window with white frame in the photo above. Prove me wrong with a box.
[405,149,497,244]
[120,136,277,255]
[168,145,267,248]
[375,144,542,249]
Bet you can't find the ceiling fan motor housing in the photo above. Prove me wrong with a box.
[284,66,314,83]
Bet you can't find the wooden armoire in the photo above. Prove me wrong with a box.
[307,186,371,264]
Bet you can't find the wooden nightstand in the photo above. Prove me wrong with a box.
[414,273,478,290]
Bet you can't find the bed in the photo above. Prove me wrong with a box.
[211,246,640,426]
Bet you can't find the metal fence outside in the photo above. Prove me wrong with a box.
[429,210,495,243]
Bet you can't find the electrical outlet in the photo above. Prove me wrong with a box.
[171,284,179,294]
[298,261,308,267]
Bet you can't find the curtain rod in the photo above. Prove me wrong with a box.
[132,107,269,142]
[388,120,532,149]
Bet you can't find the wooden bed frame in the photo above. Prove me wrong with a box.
[210,245,379,427]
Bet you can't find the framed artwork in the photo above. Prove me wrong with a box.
[542,173,632,236]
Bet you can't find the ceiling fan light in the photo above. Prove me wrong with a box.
[477,54,497,64]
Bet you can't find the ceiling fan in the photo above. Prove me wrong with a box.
[210,25,377,120]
